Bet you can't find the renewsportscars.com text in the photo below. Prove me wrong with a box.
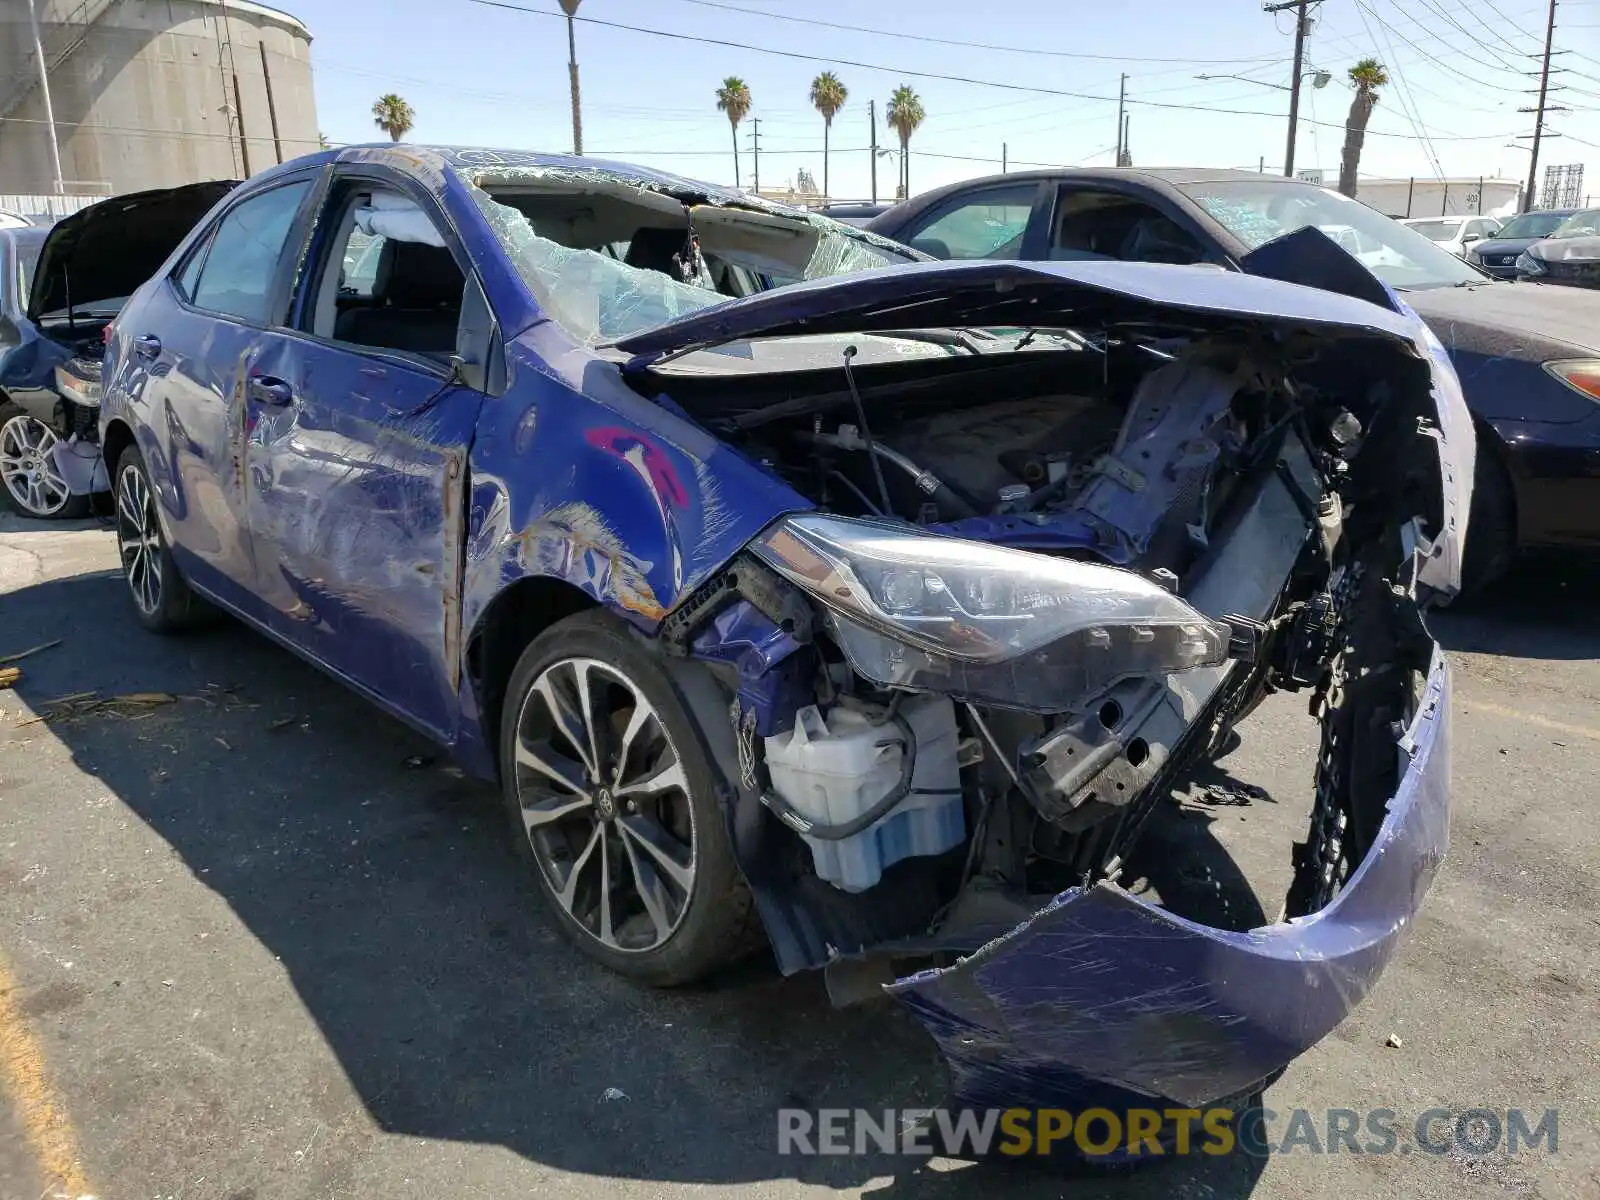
[777,1106,1559,1158]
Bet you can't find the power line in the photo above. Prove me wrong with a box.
[651,0,1291,67]
[1398,0,1531,73]
[1356,0,1447,178]
[1351,0,1532,92]
[462,0,1523,140]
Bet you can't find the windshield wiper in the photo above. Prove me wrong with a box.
[873,327,987,355]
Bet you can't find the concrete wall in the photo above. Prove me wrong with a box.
[1355,177,1524,220]
[0,0,317,196]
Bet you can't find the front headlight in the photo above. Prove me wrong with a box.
[53,361,102,407]
[1516,250,1545,275]
[752,513,1231,712]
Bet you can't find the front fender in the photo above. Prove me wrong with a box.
[461,327,807,642]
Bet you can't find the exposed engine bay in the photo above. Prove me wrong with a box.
[648,318,1451,980]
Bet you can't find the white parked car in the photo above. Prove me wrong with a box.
[1401,215,1502,258]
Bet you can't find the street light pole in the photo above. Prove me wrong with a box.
[1264,0,1315,177]
[26,0,65,195]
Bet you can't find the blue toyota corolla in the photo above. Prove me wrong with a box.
[101,145,1468,1126]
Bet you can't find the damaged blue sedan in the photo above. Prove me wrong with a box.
[100,145,1469,1123]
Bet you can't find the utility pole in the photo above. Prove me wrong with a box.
[1002,141,1007,173]
[869,100,878,203]
[25,0,64,195]
[748,118,761,194]
[1520,0,1559,213]
[1121,114,1130,165]
[1266,0,1315,177]
[1115,74,1127,166]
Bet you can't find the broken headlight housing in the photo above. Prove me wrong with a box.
[53,360,103,408]
[752,513,1231,713]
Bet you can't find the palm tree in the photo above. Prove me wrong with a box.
[560,0,583,154]
[371,94,415,142]
[886,85,925,199]
[716,77,753,190]
[1338,58,1388,197]
[809,71,848,202]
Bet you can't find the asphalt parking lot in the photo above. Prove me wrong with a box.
[1,511,1597,1200]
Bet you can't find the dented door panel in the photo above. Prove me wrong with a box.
[243,333,486,739]
[125,294,268,616]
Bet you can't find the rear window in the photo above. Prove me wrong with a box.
[1407,220,1460,241]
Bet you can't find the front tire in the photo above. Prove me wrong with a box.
[0,403,91,519]
[114,445,204,633]
[1460,441,1516,596]
[498,610,758,986]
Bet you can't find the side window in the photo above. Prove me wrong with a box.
[304,182,465,362]
[188,181,311,323]
[902,184,1037,259]
[1050,189,1205,266]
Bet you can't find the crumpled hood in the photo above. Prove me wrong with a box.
[608,258,1427,365]
[28,180,237,320]
[1525,234,1600,263]
[1405,278,1600,357]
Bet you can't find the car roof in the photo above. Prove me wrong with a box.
[885,166,1330,211]
[261,144,765,209]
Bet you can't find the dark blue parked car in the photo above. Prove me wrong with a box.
[1,183,236,518]
[102,146,1467,1127]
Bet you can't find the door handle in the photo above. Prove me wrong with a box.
[135,333,162,360]
[247,374,293,406]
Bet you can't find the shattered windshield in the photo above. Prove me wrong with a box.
[456,164,917,344]
[1181,180,1482,290]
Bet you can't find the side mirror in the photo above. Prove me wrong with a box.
[456,271,506,395]
[1462,232,1483,244]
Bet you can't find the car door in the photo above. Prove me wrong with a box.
[121,176,317,613]
[242,167,493,738]
[890,181,1045,260]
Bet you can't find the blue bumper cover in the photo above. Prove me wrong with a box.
[889,648,1451,1111]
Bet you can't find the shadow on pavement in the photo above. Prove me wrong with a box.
[1431,553,1600,662]
[3,568,1269,1199]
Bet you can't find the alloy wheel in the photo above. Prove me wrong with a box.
[0,413,73,517]
[513,656,697,953]
[116,463,164,616]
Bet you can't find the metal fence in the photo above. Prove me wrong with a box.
[0,191,106,224]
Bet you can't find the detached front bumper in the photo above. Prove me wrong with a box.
[889,646,1451,1111]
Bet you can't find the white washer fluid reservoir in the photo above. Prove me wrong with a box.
[762,695,965,892]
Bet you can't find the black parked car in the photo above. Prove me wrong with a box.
[1466,207,1578,279]
[814,201,894,228]
[870,169,1600,587]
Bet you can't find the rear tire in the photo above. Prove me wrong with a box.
[498,609,759,986]
[114,445,205,633]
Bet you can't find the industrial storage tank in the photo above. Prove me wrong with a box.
[0,0,317,197]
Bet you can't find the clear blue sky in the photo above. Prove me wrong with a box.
[289,0,1600,204]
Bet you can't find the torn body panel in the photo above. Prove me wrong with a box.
[889,647,1449,1111]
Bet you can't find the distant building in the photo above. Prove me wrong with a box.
[0,0,318,196]
[1353,176,1523,219]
